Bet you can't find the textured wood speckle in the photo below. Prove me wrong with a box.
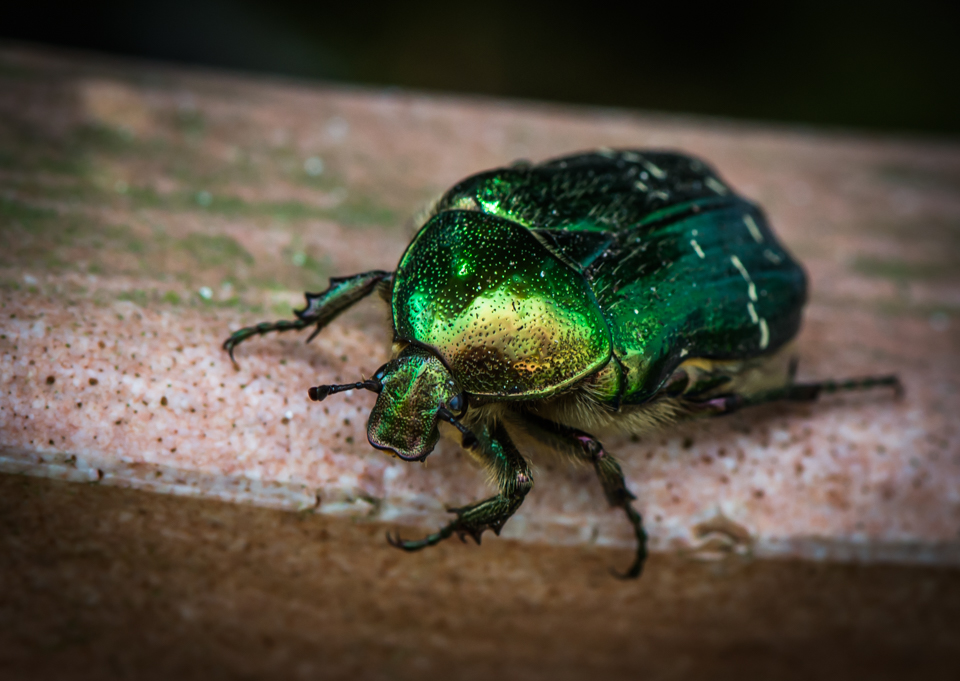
[1,46,959,565]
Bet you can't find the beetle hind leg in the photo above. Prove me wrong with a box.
[789,374,904,400]
[386,421,532,552]
[692,373,903,416]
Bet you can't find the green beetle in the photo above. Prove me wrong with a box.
[224,150,899,578]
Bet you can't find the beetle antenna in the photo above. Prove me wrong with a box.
[436,407,478,449]
[308,378,382,402]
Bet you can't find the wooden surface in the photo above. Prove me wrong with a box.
[1,44,960,567]
[2,474,959,681]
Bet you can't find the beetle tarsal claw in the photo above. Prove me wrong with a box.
[385,531,418,551]
[610,564,643,580]
[385,528,446,552]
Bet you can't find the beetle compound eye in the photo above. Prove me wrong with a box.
[447,393,464,414]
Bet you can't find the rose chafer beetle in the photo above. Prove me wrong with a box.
[224,150,900,578]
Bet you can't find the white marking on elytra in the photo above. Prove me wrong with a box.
[730,255,750,281]
[641,159,666,179]
[763,249,782,264]
[622,151,641,163]
[690,239,706,258]
[680,348,689,357]
[743,214,764,243]
[731,255,767,347]
[651,190,669,201]
[634,179,649,191]
[705,177,728,195]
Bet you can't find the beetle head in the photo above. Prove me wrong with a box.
[309,346,472,461]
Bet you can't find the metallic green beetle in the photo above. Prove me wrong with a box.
[224,150,899,578]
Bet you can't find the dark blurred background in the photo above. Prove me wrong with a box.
[2,0,959,136]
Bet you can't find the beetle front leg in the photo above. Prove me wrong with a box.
[520,413,647,578]
[386,421,532,551]
[223,270,393,362]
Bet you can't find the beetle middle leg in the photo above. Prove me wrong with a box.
[386,420,532,551]
[518,413,647,579]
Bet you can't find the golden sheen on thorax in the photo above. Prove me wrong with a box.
[393,210,612,398]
